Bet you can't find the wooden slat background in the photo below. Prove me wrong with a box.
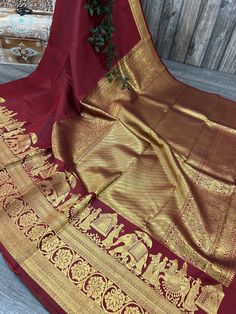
[141,0,236,75]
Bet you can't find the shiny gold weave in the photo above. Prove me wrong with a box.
[53,0,236,288]
[0,0,235,313]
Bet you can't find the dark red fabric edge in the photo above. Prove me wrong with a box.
[0,242,66,314]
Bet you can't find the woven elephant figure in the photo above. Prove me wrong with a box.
[108,231,152,276]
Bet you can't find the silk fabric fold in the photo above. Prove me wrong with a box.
[0,1,235,313]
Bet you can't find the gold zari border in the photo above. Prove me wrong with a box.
[0,143,179,313]
[0,103,226,313]
[0,213,104,314]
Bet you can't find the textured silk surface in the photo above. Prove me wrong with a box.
[0,1,235,314]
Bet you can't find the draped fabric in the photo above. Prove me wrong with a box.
[0,1,235,313]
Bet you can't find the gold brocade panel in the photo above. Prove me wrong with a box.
[0,102,225,313]
[52,0,236,288]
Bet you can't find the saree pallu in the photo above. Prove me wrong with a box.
[0,0,235,313]
[0,8,52,65]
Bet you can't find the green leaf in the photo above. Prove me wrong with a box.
[89,7,94,16]
[88,37,94,43]
[97,41,105,46]
[85,0,131,90]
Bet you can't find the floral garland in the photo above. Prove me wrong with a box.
[85,0,131,90]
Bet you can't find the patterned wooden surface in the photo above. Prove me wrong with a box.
[0,1,235,71]
[0,61,235,313]
[0,0,55,12]
[141,0,236,75]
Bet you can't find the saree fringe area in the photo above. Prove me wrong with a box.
[0,0,235,313]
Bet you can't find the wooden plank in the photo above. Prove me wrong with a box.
[141,0,165,44]
[185,0,221,66]
[140,0,149,13]
[201,0,236,70]
[163,59,236,100]
[0,254,48,314]
[156,0,184,59]
[0,64,34,84]
[142,0,236,75]
[170,0,202,62]
[219,25,236,74]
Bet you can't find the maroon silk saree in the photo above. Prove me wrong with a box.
[0,1,236,313]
